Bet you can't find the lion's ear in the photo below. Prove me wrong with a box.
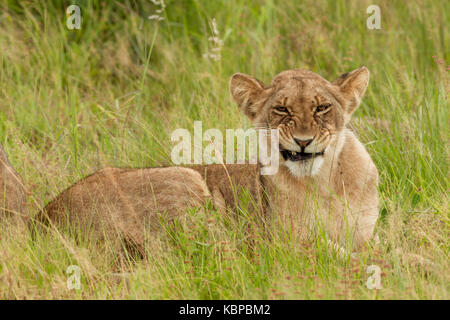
[333,66,370,115]
[229,73,265,120]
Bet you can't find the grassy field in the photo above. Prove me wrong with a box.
[0,0,448,299]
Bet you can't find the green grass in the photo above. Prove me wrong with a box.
[0,0,448,299]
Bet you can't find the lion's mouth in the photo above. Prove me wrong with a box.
[280,148,324,162]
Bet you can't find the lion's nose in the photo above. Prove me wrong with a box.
[294,138,313,148]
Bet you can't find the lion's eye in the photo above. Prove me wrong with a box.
[315,104,331,113]
[274,105,288,113]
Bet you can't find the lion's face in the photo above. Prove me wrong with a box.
[230,67,369,177]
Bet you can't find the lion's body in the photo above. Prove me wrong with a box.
[266,129,378,245]
[41,166,210,248]
[0,144,26,219]
[40,67,379,251]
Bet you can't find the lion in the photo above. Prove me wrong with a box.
[38,67,378,252]
[0,144,27,219]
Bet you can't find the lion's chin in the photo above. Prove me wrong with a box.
[284,156,324,178]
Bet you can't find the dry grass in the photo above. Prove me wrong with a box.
[0,0,448,299]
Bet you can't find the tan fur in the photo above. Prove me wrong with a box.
[229,67,378,247]
[0,144,26,219]
[38,163,267,250]
[40,167,211,249]
[40,67,378,251]
[191,164,266,217]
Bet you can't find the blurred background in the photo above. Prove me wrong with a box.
[0,0,447,299]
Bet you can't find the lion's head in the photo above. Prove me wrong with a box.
[230,67,370,177]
